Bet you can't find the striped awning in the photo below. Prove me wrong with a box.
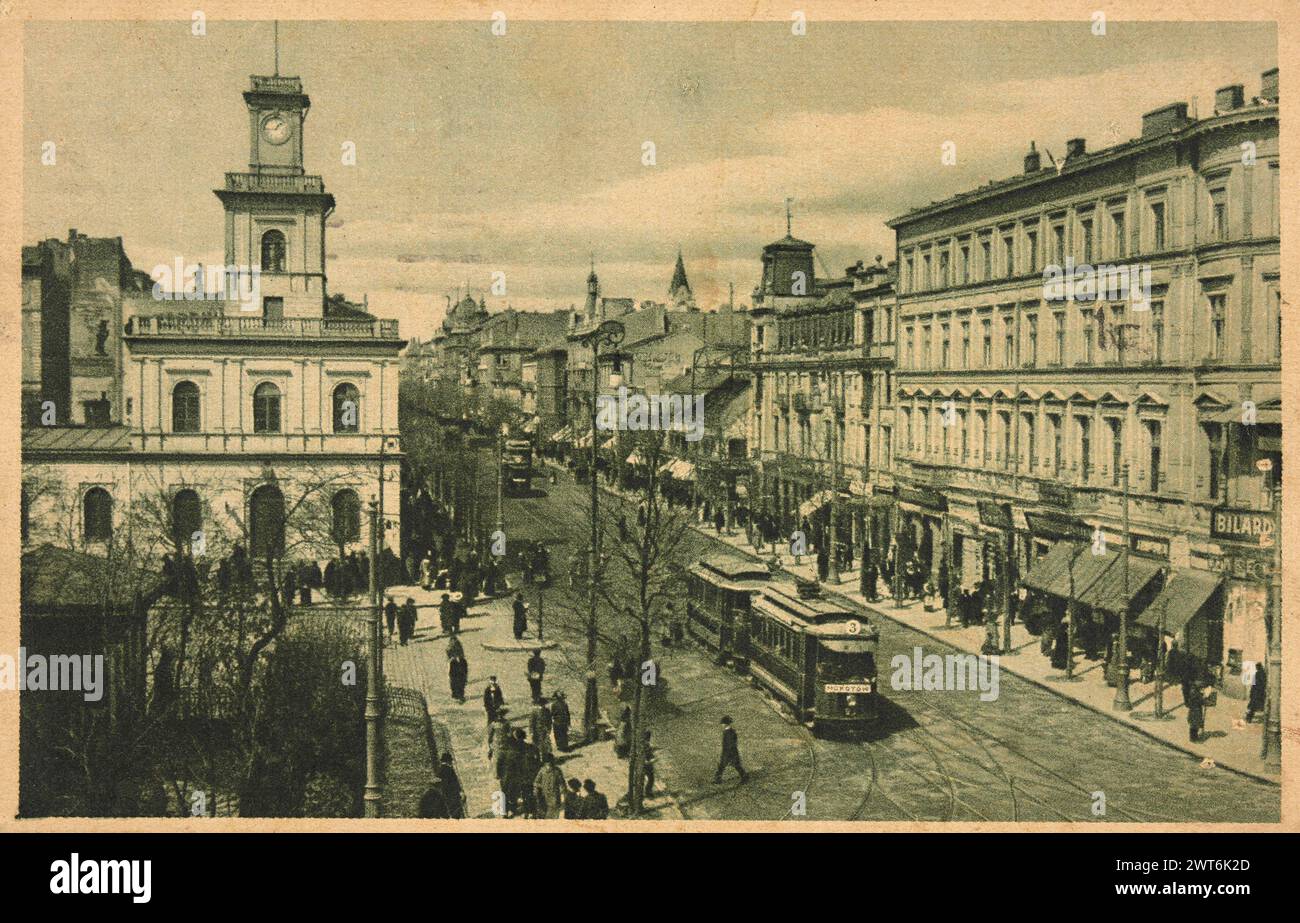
[1138,570,1222,633]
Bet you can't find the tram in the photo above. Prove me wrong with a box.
[502,439,534,496]
[684,555,773,670]
[747,584,880,736]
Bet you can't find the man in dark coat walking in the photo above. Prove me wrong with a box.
[483,676,505,725]
[549,690,571,752]
[384,596,398,640]
[713,715,749,783]
[449,653,469,703]
[398,598,418,645]
[526,648,546,702]
[512,593,528,641]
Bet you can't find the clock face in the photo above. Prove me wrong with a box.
[262,114,291,145]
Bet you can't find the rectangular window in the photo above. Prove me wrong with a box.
[999,411,1012,468]
[1080,216,1094,263]
[1052,224,1066,265]
[977,409,989,463]
[1150,201,1166,251]
[1110,419,1123,486]
[1027,315,1038,367]
[1083,313,1095,364]
[1078,416,1092,482]
[1112,211,1126,258]
[1003,235,1015,277]
[1050,414,1062,474]
[1146,420,1162,492]
[905,258,914,293]
[961,246,970,284]
[981,319,992,366]
[901,409,911,455]
[981,240,992,279]
[1151,301,1164,363]
[1206,423,1223,500]
[1022,412,1036,470]
[1027,230,1038,271]
[1054,312,1065,364]
[939,251,950,288]
[922,325,932,368]
[1211,188,1228,241]
[959,410,968,458]
[940,323,950,368]
[923,254,932,290]
[1209,293,1226,360]
[1004,316,1015,366]
[961,321,971,369]
[905,326,914,367]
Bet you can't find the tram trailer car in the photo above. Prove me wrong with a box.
[747,585,880,736]
[685,555,772,671]
[503,439,534,496]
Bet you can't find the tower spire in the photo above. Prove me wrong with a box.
[785,197,793,236]
[273,21,279,76]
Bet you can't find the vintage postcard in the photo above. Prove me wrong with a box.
[1,1,1294,834]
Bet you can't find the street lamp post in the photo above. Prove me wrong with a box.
[1113,462,1132,711]
[496,424,506,536]
[1262,464,1281,769]
[578,319,625,743]
[364,500,384,818]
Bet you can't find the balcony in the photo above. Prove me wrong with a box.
[127,314,400,340]
[224,172,325,194]
[792,392,811,414]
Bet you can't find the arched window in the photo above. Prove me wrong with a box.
[84,487,113,543]
[331,489,361,547]
[253,382,282,433]
[172,381,201,433]
[332,382,360,434]
[249,484,285,559]
[172,489,202,549]
[260,229,286,273]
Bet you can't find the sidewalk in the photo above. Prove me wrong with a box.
[380,580,685,819]
[684,515,1279,785]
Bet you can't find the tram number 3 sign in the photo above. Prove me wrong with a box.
[825,683,872,694]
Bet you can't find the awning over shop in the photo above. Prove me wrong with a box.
[1020,541,1114,601]
[600,435,617,450]
[549,424,573,443]
[1138,570,1223,634]
[574,430,594,449]
[1021,541,1077,595]
[798,490,833,520]
[1077,554,1164,613]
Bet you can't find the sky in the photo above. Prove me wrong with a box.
[24,19,1277,341]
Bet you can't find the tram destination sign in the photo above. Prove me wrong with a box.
[825,682,872,694]
[1211,507,1276,544]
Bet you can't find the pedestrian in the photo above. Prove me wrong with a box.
[439,592,453,633]
[418,784,449,818]
[1246,663,1267,723]
[527,648,546,702]
[715,508,725,533]
[281,568,297,609]
[513,592,528,641]
[446,630,464,661]
[614,706,632,759]
[398,597,418,645]
[483,675,505,724]
[530,697,553,760]
[420,555,433,590]
[449,653,469,703]
[579,778,609,820]
[1186,682,1205,743]
[532,753,565,819]
[713,715,749,783]
[816,543,829,582]
[515,728,540,818]
[450,591,465,633]
[550,690,571,752]
[438,752,464,819]
[563,778,583,819]
[384,596,398,640]
[641,729,657,797]
[617,513,629,543]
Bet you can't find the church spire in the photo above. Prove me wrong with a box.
[669,249,696,310]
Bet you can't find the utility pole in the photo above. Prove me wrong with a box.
[496,425,505,536]
[1262,463,1281,769]
[578,320,625,743]
[364,501,383,818]
[1113,463,1132,710]
[826,407,840,584]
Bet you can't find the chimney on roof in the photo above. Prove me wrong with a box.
[1261,67,1279,101]
[1064,138,1086,161]
[1023,141,1041,174]
[1141,102,1190,138]
[1215,84,1244,112]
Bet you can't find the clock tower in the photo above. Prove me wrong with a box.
[215,73,335,319]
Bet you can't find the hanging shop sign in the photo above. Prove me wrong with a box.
[1210,508,1276,544]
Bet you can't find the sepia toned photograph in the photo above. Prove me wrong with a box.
[4,4,1292,839]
